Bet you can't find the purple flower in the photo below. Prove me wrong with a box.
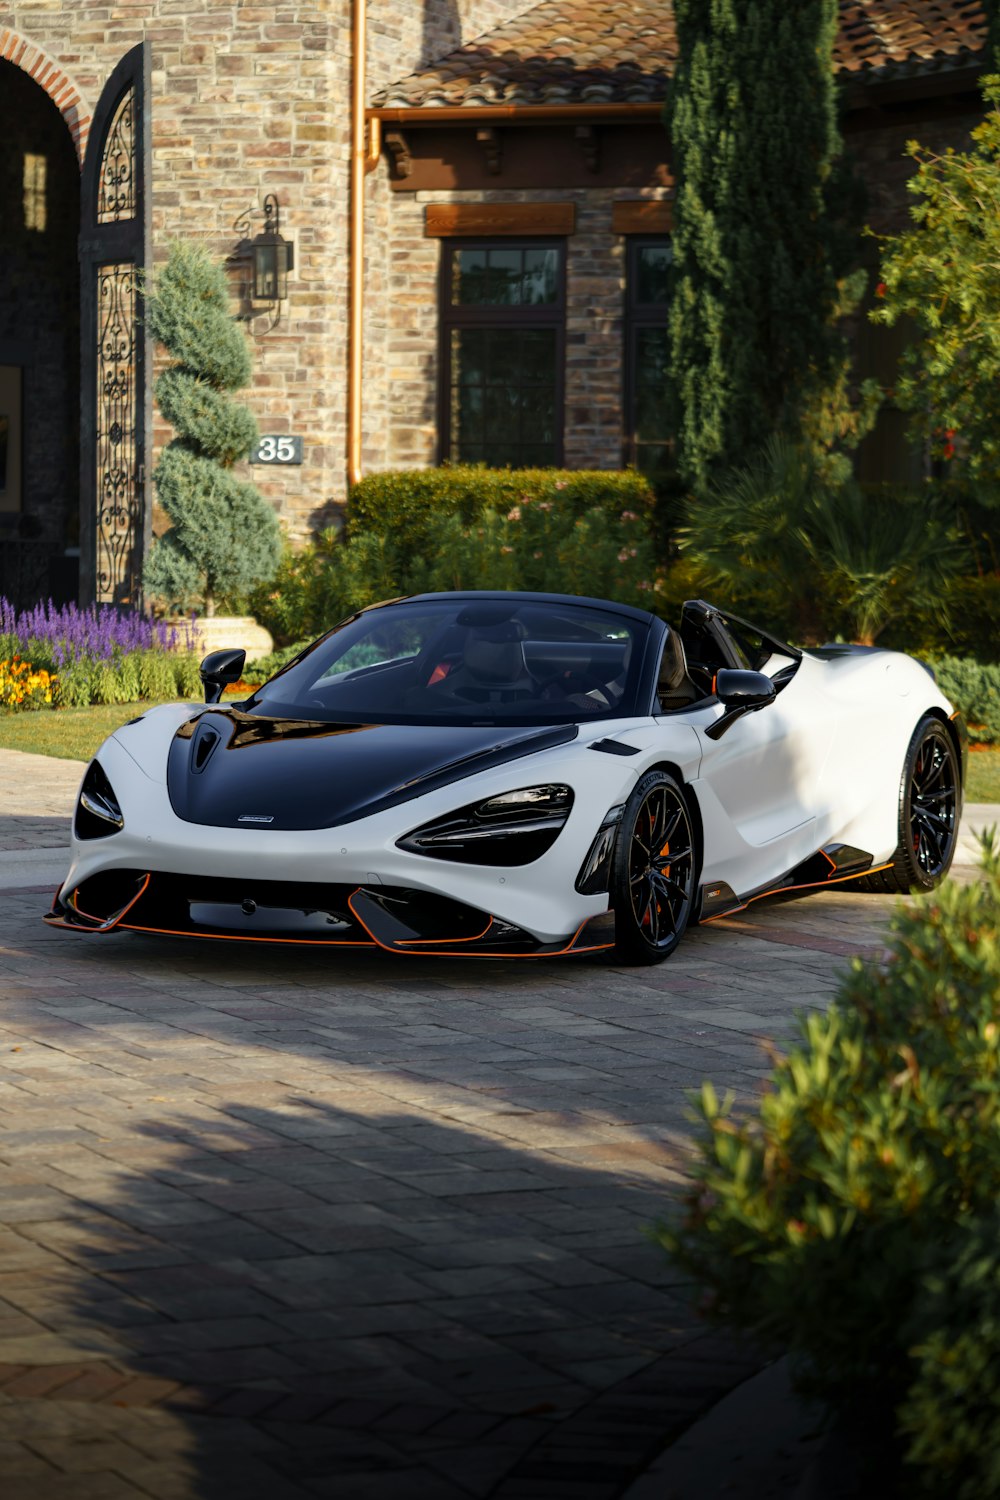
[0,598,191,663]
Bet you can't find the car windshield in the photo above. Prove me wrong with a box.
[244,597,649,727]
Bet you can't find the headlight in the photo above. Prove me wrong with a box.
[397,784,573,866]
[75,760,124,840]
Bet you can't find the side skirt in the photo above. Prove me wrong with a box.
[696,844,891,923]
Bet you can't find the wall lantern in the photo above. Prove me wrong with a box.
[252,193,294,303]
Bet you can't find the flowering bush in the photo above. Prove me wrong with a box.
[0,657,56,711]
[0,598,196,666]
[0,598,201,709]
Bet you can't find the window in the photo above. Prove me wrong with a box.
[624,238,671,479]
[248,597,648,728]
[439,241,565,467]
[22,153,47,233]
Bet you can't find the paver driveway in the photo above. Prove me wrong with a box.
[0,750,990,1499]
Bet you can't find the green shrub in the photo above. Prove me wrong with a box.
[928,656,1000,744]
[350,464,655,555]
[170,651,202,700]
[680,438,966,644]
[245,641,312,681]
[137,649,182,702]
[658,836,1000,1465]
[48,648,202,709]
[250,466,660,643]
[417,501,662,610]
[144,242,281,615]
[899,1214,1000,1497]
[885,573,1000,664]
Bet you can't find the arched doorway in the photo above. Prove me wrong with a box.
[0,57,81,605]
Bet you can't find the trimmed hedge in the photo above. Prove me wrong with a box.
[348,464,656,554]
[250,466,661,645]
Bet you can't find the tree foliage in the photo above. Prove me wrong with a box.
[680,436,965,644]
[874,79,1000,503]
[666,0,875,492]
[144,242,281,615]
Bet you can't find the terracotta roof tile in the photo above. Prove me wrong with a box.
[372,0,987,109]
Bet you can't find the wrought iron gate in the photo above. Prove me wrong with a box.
[79,44,150,606]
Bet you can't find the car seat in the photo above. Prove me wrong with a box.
[657,628,702,711]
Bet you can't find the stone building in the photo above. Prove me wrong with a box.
[0,0,988,608]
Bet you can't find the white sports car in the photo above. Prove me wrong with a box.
[47,592,967,965]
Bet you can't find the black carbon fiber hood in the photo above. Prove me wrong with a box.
[166,710,578,830]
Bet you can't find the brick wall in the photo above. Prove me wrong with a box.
[846,105,981,233]
[0,0,357,548]
[363,183,672,474]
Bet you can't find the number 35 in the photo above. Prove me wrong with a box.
[258,437,295,462]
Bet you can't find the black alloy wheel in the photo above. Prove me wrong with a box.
[610,769,696,965]
[859,715,960,895]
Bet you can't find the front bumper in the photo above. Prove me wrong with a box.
[46,733,631,955]
[45,868,616,957]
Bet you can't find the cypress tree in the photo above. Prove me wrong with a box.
[666,0,849,493]
[144,242,281,616]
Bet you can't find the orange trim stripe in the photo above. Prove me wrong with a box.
[398,916,495,946]
[120,923,375,948]
[61,874,151,932]
[348,893,611,959]
[700,863,895,923]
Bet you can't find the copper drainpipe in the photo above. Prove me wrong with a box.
[348,0,381,488]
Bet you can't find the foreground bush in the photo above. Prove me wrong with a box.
[659,837,1000,1489]
[899,1213,1000,1497]
[250,466,662,643]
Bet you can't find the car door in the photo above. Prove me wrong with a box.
[673,604,839,897]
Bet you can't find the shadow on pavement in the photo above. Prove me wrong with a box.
[0,1094,761,1499]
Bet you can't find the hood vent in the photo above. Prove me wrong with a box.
[191,723,221,773]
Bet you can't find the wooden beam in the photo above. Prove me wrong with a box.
[612,200,673,234]
[425,202,576,237]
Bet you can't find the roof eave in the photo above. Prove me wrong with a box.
[368,101,665,125]
[370,54,987,125]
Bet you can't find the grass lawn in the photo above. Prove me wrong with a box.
[3,703,1000,803]
[0,701,182,761]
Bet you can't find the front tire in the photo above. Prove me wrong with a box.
[858,715,960,895]
[610,770,696,965]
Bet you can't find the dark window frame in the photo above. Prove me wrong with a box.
[622,235,671,475]
[437,237,567,468]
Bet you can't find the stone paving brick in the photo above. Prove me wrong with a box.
[0,762,989,1495]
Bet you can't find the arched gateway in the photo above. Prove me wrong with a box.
[0,34,148,608]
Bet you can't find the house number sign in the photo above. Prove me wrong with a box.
[252,435,303,464]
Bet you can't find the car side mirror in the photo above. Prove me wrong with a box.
[200,648,246,705]
[716,669,776,709]
[706,668,776,740]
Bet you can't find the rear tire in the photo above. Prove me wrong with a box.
[857,715,960,895]
[610,770,696,965]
